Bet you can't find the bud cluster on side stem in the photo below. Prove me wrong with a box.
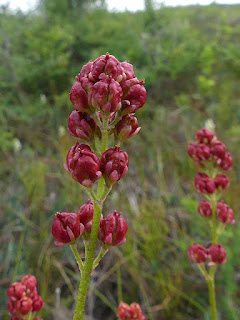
[187,128,234,320]
[51,53,147,320]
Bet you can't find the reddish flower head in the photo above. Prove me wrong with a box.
[68,111,100,140]
[98,212,128,246]
[117,302,145,320]
[217,152,233,171]
[214,174,230,190]
[211,140,226,159]
[90,53,124,82]
[77,200,94,233]
[194,173,216,194]
[89,78,123,113]
[65,143,102,188]
[21,275,37,294]
[217,201,235,224]
[198,200,212,218]
[115,114,140,141]
[7,282,26,301]
[187,142,211,161]
[208,244,227,265]
[70,82,90,113]
[121,61,135,80]
[196,128,216,145]
[122,78,146,115]
[188,243,208,263]
[13,297,32,316]
[32,295,44,312]
[52,212,84,246]
[100,147,129,186]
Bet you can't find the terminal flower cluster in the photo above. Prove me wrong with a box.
[7,275,43,320]
[51,54,146,320]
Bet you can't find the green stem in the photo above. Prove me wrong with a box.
[70,245,84,274]
[93,247,109,270]
[101,115,109,154]
[207,276,217,320]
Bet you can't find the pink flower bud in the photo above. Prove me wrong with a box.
[188,243,208,263]
[15,297,32,316]
[68,111,100,140]
[98,212,128,246]
[198,200,212,218]
[188,143,211,161]
[77,62,94,91]
[115,114,140,141]
[7,282,26,301]
[32,295,44,312]
[196,128,216,145]
[194,173,216,194]
[117,302,145,320]
[211,140,226,159]
[65,143,102,188]
[208,244,227,265]
[100,147,129,186]
[52,212,84,246]
[214,174,230,190]
[217,152,233,170]
[89,78,123,113]
[70,82,90,113]
[217,201,235,224]
[121,61,135,80]
[77,200,94,233]
[90,53,123,82]
[122,79,146,115]
[21,275,37,293]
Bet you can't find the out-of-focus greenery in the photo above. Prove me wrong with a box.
[0,1,240,319]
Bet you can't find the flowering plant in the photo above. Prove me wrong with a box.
[187,127,234,320]
[52,53,146,320]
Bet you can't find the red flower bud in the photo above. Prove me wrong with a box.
[100,147,129,186]
[98,211,128,246]
[196,128,216,145]
[115,114,140,141]
[188,243,208,263]
[52,212,84,246]
[187,142,211,161]
[214,174,230,190]
[211,140,226,159]
[194,173,216,194]
[68,111,100,140]
[64,143,102,188]
[70,82,90,113]
[90,53,123,82]
[217,201,235,224]
[208,244,227,265]
[32,295,44,312]
[7,282,26,301]
[89,78,123,113]
[198,200,212,218]
[15,297,32,316]
[121,61,135,80]
[79,61,93,80]
[122,78,146,115]
[117,302,145,320]
[77,200,94,233]
[21,275,37,293]
[217,152,233,170]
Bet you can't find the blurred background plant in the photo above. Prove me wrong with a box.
[0,1,240,319]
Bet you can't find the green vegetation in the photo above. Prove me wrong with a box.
[1,1,240,319]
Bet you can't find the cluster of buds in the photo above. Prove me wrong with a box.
[7,275,43,320]
[117,302,145,320]
[188,128,232,170]
[187,127,234,271]
[188,243,227,265]
[52,202,128,247]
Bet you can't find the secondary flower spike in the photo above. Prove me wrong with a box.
[100,146,129,186]
[198,200,212,218]
[68,111,100,140]
[217,201,235,224]
[117,302,146,320]
[98,211,128,246]
[194,173,215,194]
[208,244,227,265]
[65,143,102,188]
[52,212,84,246]
[115,114,140,141]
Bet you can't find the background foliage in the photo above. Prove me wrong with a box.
[0,1,240,319]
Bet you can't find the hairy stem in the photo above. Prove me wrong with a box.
[208,275,217,320]
[93,247,109,270]
[70,245,84,274]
